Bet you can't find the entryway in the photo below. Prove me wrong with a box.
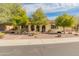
[42,25,46,32]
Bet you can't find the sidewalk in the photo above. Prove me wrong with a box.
[0,37,79,46]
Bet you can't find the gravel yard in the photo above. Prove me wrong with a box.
[0,33,79,40]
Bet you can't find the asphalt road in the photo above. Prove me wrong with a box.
[1,42,79,56]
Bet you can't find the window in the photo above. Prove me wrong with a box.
[51,25,57,29]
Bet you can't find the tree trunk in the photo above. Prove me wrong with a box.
[76,25,79,32]
[17,26,21,34]
[63,27,65,34]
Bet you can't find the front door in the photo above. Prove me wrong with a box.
[31,25,34,31]
[42,25,46,32]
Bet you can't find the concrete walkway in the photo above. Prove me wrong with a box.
[0,37,79,46]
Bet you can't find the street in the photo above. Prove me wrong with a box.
[0,42,79,56]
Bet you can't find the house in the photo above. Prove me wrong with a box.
[0,19,77,34]
[20,20,57,33]
[0,20,57,33]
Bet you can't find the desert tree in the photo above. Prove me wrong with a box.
[55,13,77,34]
[32,8,48,25]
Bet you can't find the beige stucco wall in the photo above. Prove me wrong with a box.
[45,24,51,32]
[5,25,14,31]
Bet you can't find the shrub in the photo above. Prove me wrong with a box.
[0,32,5,39]
[32,32,37,36]
[57,31,62,34]
[48,29,52,33]
[57,31,62,37]
[74,33,78,36]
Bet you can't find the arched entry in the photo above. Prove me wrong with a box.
[25,25,28,32]
[21,25,28,32]
[42,25,46,32]
[31,25,34,31]
[36,25,40,32]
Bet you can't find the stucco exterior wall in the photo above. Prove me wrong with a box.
[45,24,51,32]
[5,25,14,31]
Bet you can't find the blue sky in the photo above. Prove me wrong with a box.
[22,3,79,20]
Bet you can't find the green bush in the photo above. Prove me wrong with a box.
[48,29,52,33]
[0,32,5,39]
[31,32,37,36]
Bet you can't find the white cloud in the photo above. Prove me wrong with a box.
[48,16,57,20]
[22,3,79,16]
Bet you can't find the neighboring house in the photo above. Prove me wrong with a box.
[0,24,14,32]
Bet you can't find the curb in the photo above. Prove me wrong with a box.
[0,37,79,46]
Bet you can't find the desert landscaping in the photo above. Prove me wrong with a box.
[0,4,79,40]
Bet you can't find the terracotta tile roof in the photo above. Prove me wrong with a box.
[47,20,55,24]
